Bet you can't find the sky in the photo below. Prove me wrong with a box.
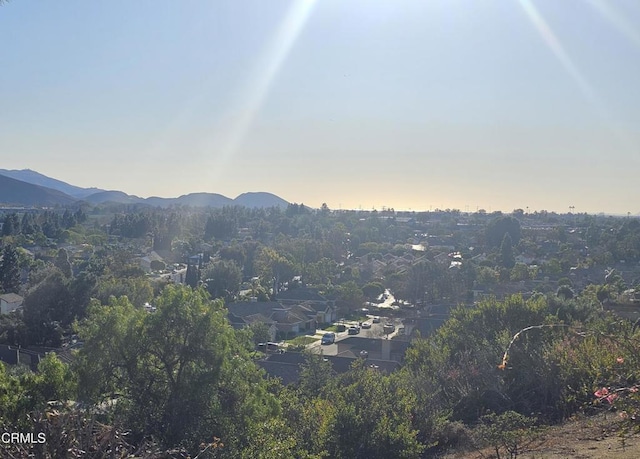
[1,0,639,215]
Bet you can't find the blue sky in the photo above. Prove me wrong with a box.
[1,0,639,214]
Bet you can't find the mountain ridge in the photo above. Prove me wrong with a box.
[0,174,79,206]
[0,169,289,208]
[0,168,105,198]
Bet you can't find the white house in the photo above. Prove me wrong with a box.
[139,251,164,272]
[0,293,24,314]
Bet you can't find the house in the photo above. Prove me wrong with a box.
[139,251,164,272]
[227,300,316,338]
[0,345,75,372]
[0,345,40,371]
[228,311,277,341]
[275,288,337,324]
[257,351,401,385]
[299,301,336,325]
[0,293,23,314]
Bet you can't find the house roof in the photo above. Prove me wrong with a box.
[275,310,311,325]
[243,313,276,325]
[337,336,411,354]
[258,352,401,385]
[0,293,23,304]
[276,288,328,303]
[139,251,164,266]
[300,301,332,313]
[227,301,282,318]
[256,360,302,385]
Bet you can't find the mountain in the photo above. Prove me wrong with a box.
[142,193,234,208]
[0,174,78,206]
[175,193,234,207]
[233,192,289,208]
[2,169,290,209]
[86,192,283,208]
[82,191,145,205]
[0,169,105,198]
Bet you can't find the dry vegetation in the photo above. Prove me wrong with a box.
[443,414,640,459]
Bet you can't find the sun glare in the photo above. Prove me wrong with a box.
[587,0,640,50]
[205,0,317,180]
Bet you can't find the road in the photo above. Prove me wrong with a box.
[306,314,403,356]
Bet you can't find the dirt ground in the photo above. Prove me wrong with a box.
[442,413,640,459]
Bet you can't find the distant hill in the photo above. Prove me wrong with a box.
[1,169,290,209]
[0,174,78,206]
[233,192,288,208]
[0,169,105,198]
[175,193,234,207]
[90,192,286,208]
[82,190,145,205]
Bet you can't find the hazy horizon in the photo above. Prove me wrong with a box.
[2,1,639,215]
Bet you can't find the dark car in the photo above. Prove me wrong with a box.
[321,332,336,345]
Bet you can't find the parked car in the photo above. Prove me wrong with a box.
[372,316,381,323]
[361,322,372,329]
[257,342,281,353]
[383,323,395,334]
[321,332,336,345]
[348,326,360,335]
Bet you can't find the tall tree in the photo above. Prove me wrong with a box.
[500,233,516,269]
[1,214,19,236]
[54,248,73,277]
[0,244,21,293]
[185,263,199,288]
[22,268,72,346]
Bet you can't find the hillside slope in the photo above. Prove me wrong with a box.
[0,168,104,198]
[0,174,78,206]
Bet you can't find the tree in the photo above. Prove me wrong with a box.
[54,248,73,277]
[474,411,540,459]
[486,216,521,248]
[95,276,153,308]
[327,361,424,458]
[184,263,199,288]
[76,285,279,452]
[556,285,574,300]
[249,321,272,345]
[362,281,385,300]
[203,259,242,302]
[1,214,19,236]
[255,247,295,293]
[337,281,365,311]
[298,352,335,398]
[500,233,516,269]
[22,268,72,346]
[0,244,21,293]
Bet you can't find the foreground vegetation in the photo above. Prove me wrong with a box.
[1,204,640,457]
